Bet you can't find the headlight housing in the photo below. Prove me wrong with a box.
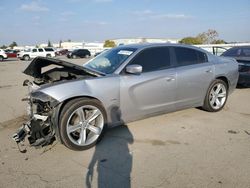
[31,91,59,108]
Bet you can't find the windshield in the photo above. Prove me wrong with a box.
[84,47,137,74]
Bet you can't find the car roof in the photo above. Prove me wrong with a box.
[117,43,208,53]
[229,46,250,49]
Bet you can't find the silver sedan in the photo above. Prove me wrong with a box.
[13,43,239,151]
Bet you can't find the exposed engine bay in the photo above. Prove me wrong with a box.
[12,57,98,151]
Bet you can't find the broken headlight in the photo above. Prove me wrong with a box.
[31,91,59,108]
[29,91,59,116]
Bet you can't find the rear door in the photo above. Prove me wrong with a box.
[174,47,214,109]
[78,50,85,57]
[120,47,177,121]
[38,48,45,57]
[30,48,38,58]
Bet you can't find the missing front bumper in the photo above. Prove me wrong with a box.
[12,116,56,152]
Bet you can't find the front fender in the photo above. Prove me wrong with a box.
[39,79,93,102]
[38,76,121,125]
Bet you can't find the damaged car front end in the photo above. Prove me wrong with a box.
[13,88,59,149]
[12,57,99,151]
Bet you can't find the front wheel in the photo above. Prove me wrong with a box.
[59,98,106,150]
[202,79,228,112]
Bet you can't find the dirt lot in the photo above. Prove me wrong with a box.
[0,58,250,188]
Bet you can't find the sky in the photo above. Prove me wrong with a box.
[0,0,250,45]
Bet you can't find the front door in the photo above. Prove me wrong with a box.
[119,46,177,122]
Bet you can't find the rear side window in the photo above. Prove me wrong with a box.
[222,48,240,57]
[32,49,37,52]
[38,48,43,52]
[241,48,250,57]
[79,50,84,54]
[129,47,171,72]
[44,48,54,52]
[197,51,208,63]
[174,47,207,66]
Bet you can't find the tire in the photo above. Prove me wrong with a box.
[23,55,30,61]
[85,54,90,58]
[59,98,107,150]
[202,79,228,112]
[0,56,3,61]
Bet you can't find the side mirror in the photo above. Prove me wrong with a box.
[125,64,142,75]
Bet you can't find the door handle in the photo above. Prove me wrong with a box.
[166,77,175,82]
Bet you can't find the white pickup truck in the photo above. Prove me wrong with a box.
[0,49,8,61]
[17,47,56,61]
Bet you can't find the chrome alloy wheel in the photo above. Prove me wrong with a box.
[209,83,227,110]
[66,105,104,146]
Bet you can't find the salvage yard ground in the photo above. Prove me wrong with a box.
[0,58,250,188]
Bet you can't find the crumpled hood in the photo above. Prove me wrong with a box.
[23,56,100,78]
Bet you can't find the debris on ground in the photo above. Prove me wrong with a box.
[228,130,239,134]
[244,130,250,135]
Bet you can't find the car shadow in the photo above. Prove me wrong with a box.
[85,105,134,188]
[85,125,134,188]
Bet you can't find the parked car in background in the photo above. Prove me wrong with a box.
[56,49,69,56]
[17,47,56,60]
[67,49,91,58]
[0,49,8,61]
[5,49,19,58]
[221,46,250,86]
[13,43,239,151]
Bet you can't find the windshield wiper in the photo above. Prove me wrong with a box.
[82,66,106,76]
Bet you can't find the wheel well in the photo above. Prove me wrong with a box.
[216,76,229,89]
[57,96,105,123]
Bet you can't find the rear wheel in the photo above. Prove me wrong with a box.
[23,55,30,61]
[59,98,107,150]
[202,79,228,112]
[0,56,3,61]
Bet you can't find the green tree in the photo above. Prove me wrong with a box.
[205,29,218,44]
[104,40,116,48]
[180,29,223,45]
[179,37,202,45]
[196,32,208,44]
[0,45,7,49]
[211,39,226,44]
[9,41,18,49]
[47,40,53,47]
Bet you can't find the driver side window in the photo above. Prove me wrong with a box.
[128,47,171,73]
